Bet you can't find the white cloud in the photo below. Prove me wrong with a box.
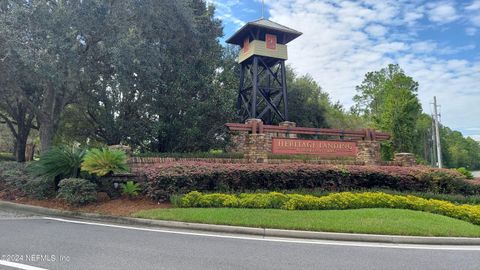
[471,14,480,26]
[262,0,480,137]
[466,0,480,11]
[465,0,480,28]
[411,41,437,53]
[208,0,245,27]
[404,11,424,25]
[427,2,459,24]
[465,27,477,35]
[365,24,388,38]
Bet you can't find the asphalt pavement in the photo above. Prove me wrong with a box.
[1,209,480,270]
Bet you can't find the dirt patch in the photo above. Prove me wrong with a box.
[11,197,171,216]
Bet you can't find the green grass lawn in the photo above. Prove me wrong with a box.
[133,208,480,237]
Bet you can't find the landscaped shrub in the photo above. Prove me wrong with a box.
[457,167,474,180]
[179,191,480,225]
[24,178,56,199]
[57,178,97,206]
[140,162,477,201]
[120,181,141,198]
[28,146,85,188]
[0,162,56,200]
[238,192,289,208]
[81,148,129,177]
[0,162,30,198]
[180,191,239,208]
[279,188,480,205]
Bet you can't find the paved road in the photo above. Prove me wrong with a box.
[1,210,480,270]
[473,171,480,178]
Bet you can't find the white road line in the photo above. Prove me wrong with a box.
[0,260,48,270]
[42,217,480,251]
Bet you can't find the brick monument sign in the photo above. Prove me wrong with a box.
[226,119,390,165]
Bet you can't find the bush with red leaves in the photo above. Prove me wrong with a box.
[137,162,477,201]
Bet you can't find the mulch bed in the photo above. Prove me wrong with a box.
[5,197,171,216]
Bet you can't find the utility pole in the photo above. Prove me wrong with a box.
[431,119,437,167]
[433,96,442,168]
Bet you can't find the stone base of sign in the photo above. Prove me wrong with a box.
[356,141,381,165]
[394,153,416,166]
[226,131,248,153]
[244,134,268,163]
[278,121,297,138]
[226,120,298,154]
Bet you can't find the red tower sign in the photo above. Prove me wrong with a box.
[243,37,250,53]
[265,34,277,50]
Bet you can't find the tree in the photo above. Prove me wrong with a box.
[287,69,329,128]
[0,19,39,161]
[324,103,367,130]
[0,123,14,154]
[354,64,422,158]
[0,94,36,162]
[0,1,103,152]
[55,0,229,152]
[413,113,435,164]
[0,0,227,153]
[441,127,480,170]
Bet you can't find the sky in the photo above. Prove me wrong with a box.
[208,0,480,141]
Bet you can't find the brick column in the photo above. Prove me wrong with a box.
[394,153,416,166]
[356,141,380,165]
[244,119,268,163]
[279,121,297,138]
[244,133,268,163]
[226,131,248,153]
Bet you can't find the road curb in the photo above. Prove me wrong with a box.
[2,200,480,245]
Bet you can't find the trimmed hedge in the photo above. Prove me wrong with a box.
[57,178,97,206]
[140,162,477,201]
[178,191,480,225]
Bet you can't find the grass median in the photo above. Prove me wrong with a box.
[133,208,480,237]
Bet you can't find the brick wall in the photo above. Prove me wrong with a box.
[356,141,381,165]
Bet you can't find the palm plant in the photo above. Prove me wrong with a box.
[28,146,85,179]
[81,148,129,177]
[120,181,141,198]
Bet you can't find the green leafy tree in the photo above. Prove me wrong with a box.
[441,127,480,170]
[287,72,329,128]
[354,64,422,159]
[0,13,39,161]
[0,1,90,152]
[56,0,228,152]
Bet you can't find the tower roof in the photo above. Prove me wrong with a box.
[226,19,302,45]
